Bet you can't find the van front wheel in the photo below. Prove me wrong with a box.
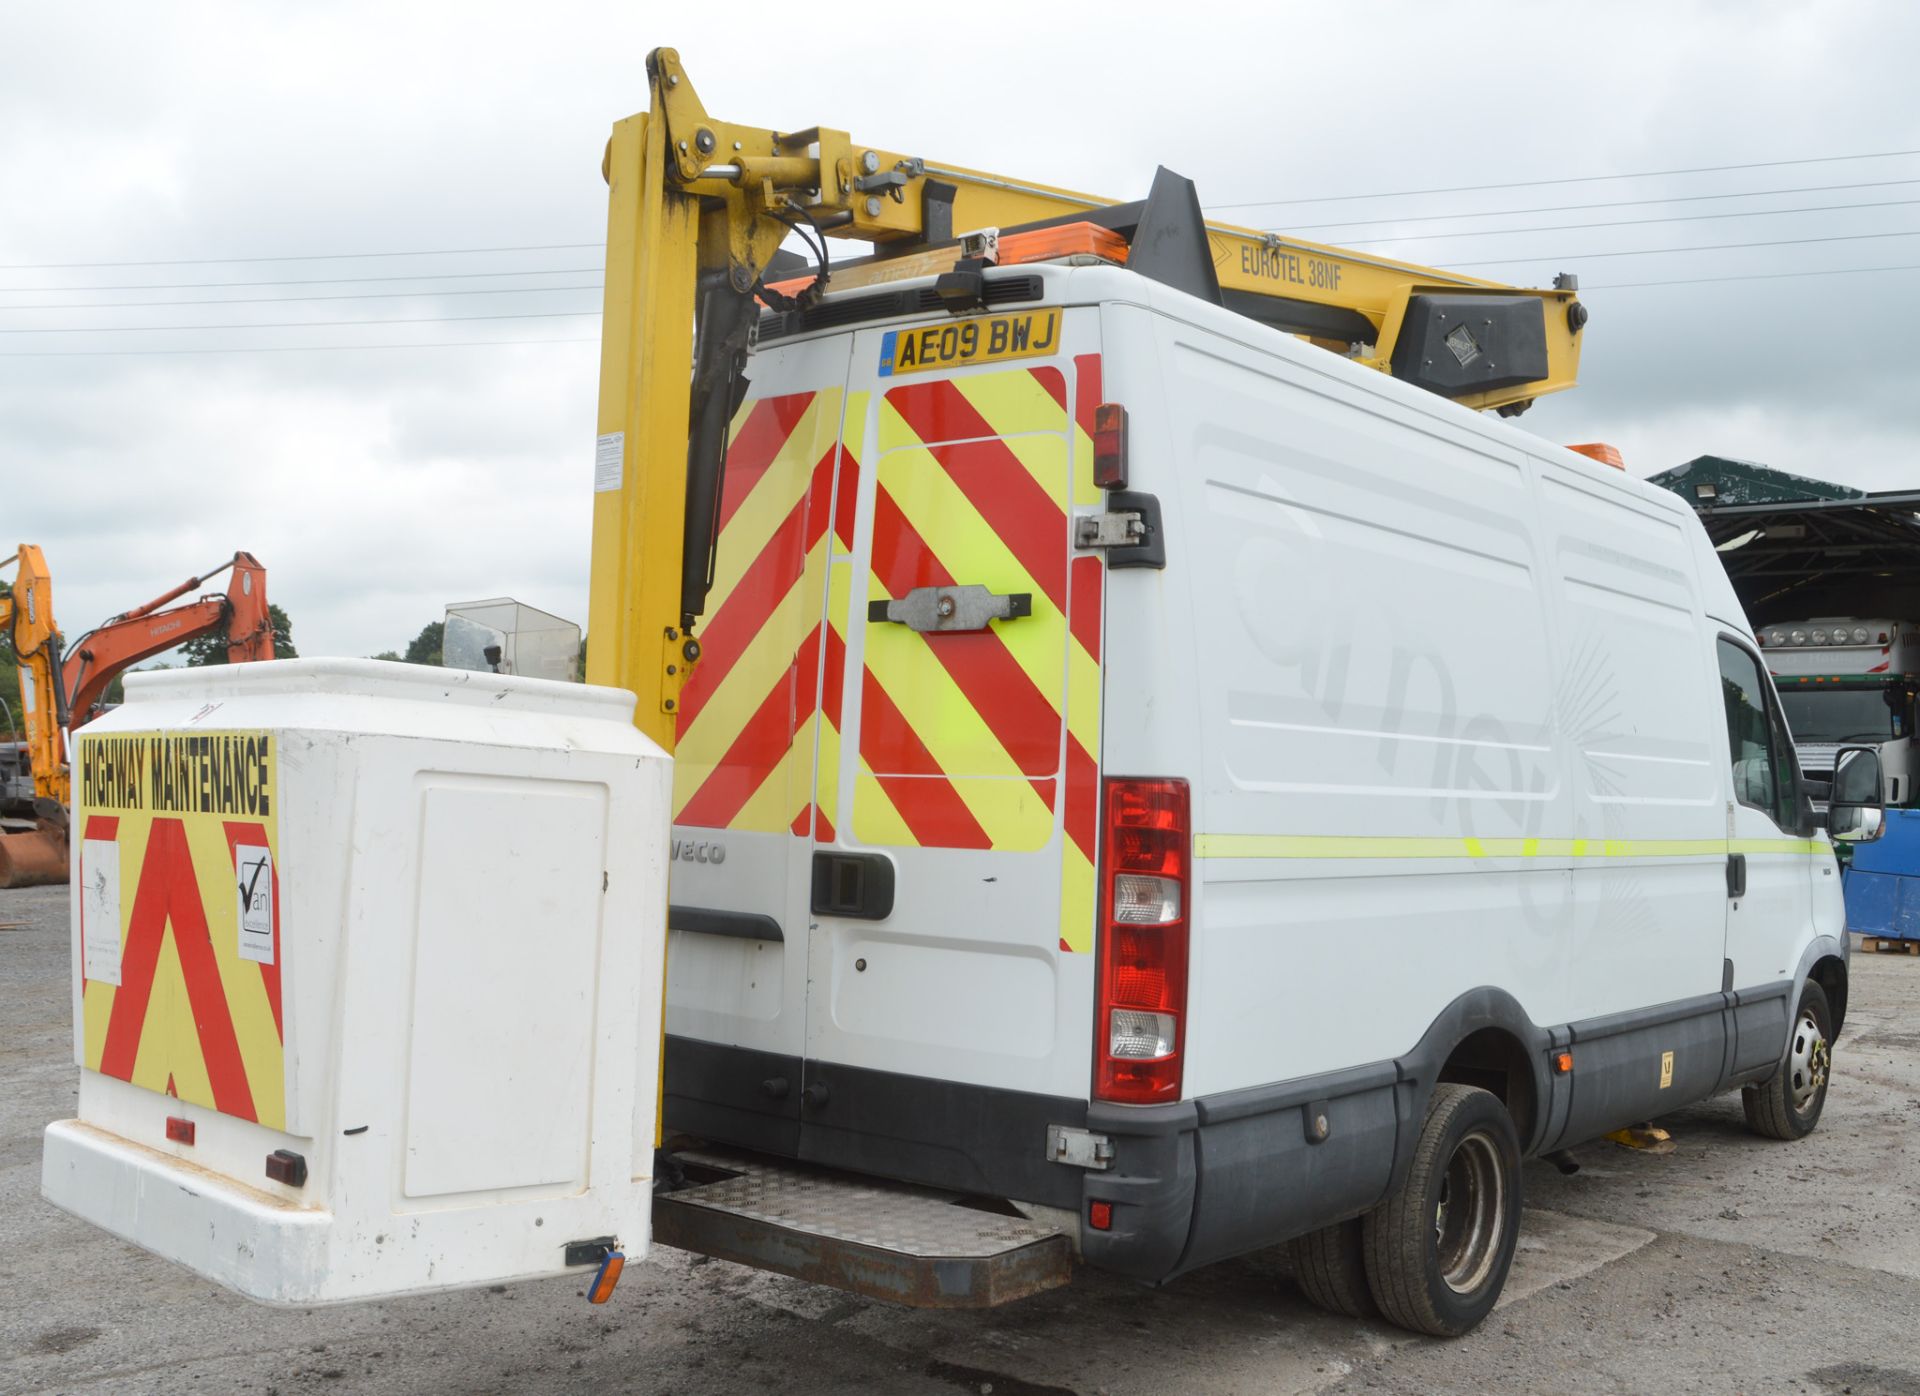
[1742,980,1833,1141]
[1362,1083,1522,1337]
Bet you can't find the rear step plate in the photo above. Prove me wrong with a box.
[653,1148,1072,1308]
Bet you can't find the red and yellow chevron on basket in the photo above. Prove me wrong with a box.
[672,386,860,839]
[73,731,285,1129]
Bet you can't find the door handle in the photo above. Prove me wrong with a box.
[868,584,1031,634]
[1726,852,1747,899]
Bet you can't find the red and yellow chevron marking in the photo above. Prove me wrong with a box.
[672,387,863,838]
[854,365,1105,898]
[77,733,285,1129]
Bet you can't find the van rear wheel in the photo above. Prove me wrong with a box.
[1362,1083,1521,1337]
[1742,980,1832,1141]
[1286,1218,1377,1319]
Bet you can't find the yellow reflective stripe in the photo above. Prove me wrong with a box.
[861,578,1028,781]
[950,777,1055,853]
[874,436,1070,713]
[131,939,212,1104]
[1065,631,1099,755]
[831,391,868,558]
[814,717,842,834]
[1731,837,1825,855]
[813,567,853,835]
[726,739,807,834]
[954,365,1065,433]
[1194,833,1828,860]
[852,762,919,847]
[706,390,837,613]
[949,374,1068,502]
[672,550,819,774]
[1059,838,1097,954]
[191,819,283,1130]
[1071,417,1101,507]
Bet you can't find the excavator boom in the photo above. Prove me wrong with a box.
[1,548,272,887]
[586,50,1587,748]
[63,552,272,727]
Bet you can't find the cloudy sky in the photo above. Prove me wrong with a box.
[4,1,1918,658]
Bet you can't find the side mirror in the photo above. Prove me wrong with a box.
[1828,746,1886,843]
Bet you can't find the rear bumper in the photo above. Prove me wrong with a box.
[42,1119,331,1305]
[663,1036,1405,1283]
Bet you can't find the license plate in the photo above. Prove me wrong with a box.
[878,309,1061,377]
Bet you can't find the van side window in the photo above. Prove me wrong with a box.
[1717,639,1793,827]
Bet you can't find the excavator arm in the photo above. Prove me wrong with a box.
[586,50,1588,748]
[1,544,67,805]
[63,552,272,727]
[0,545,70,887]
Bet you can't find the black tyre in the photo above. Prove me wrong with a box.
[1362,1083,1522,1337]
[1742,980,1833,1141]
[1286,1218,1377,1319]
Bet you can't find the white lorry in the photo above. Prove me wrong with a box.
[1761,618,1920,805]
[41,53,1885,1340]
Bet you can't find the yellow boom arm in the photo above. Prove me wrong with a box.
[586,49,1587,748]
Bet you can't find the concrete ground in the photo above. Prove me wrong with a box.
[4,879,1918,1395]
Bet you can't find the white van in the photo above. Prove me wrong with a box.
[658,245,1875,1335]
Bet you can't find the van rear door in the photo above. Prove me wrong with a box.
[664,331,855,1153]
[799,306,1106,1120]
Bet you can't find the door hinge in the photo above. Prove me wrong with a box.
[1076,512,1145,549]
[1073,490,1166,569]
[1045,1124,1113,1171]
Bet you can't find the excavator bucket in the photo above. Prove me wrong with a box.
[0,824,68,888]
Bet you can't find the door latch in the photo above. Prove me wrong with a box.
[868,585,1030,634]
[1726,852,1747,899]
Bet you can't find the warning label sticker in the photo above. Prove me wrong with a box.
[594,431,625,493]
[80,839,122,985]
[73,730,286,1130]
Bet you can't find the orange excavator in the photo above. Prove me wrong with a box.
[0,550,273,887]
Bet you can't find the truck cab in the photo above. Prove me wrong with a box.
[1761,618,1919,806]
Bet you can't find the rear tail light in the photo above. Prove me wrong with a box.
[1095,778,1190,1105]
[1092,403,1129,490]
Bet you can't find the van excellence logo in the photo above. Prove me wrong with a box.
[671,838,726,866]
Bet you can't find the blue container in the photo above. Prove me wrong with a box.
[1843,807,1920,940]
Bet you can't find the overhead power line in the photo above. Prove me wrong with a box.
[1588,261,1920,291]
[0,242,603,272]
[0,309,601,335]
[1274,177,1920,232]
[1450,226,1920,268]
[0,337,601,358]
[1342,196,1920,247]
[1210,147,1920,212]
[0,283,605,312]
[0,266,600,295]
